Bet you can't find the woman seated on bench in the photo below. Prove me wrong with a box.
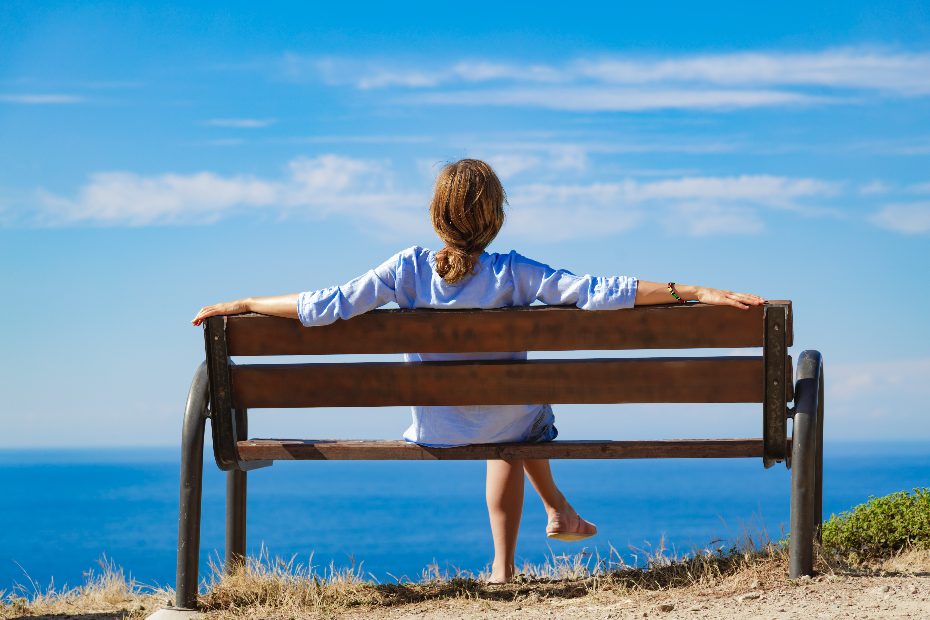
[192,158,765,583]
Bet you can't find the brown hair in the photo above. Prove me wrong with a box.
[430,159,506,284]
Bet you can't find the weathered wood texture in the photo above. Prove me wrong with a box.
[230,356,767,408]
[225,302,793,356]
[237,438,766,461]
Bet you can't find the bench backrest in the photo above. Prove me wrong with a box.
[204,301,792,469]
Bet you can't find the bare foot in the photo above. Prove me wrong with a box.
[488,561,514,584]
[546,505,597,541]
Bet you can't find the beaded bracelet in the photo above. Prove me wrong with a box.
[667,282,685,304]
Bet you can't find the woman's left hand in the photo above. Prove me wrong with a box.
[693,287,766,310]
[192,299,250,326]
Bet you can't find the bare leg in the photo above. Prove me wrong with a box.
[522,459,567,516]
[524,459,596,539]
[485,459,525,583]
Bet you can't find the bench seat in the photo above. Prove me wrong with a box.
[237,438,767,460]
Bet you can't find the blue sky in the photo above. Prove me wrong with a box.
[1,1,929,447]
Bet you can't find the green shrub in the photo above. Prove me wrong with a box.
[821,488,930,557]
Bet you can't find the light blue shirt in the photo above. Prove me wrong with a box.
[297,246,638,446]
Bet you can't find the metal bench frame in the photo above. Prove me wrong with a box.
[169,301,823,611]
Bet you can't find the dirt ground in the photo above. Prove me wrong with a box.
[338,573,929,620]
[6,552,929,619]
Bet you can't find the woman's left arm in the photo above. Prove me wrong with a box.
[191,293,299,326]
[634,281,765,309]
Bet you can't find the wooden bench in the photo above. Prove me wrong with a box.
[169,301,824,611]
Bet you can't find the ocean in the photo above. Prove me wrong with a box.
[1,442,928,594]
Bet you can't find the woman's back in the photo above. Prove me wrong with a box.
[296,245,638,446]
[297,245,638,324]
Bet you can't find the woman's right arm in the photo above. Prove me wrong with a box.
[634,281,765,310]
[191,248,410,328]
[192,294,299,326]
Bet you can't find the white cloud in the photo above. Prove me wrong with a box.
[506,175,834,238]
[859,180,891,195]
[296,49,930,93]
[404,87,830,112]
[289,56,446,89]
[276,134,432,145]
[480,138,740,156]
[31,158,837,239]
[665,204,764,236]
[573,50,930,94]
[204,118,276,128]
[629,175,836,205]
[0,93,84,104]
[850,138,930,156]
[484,153,543,179]
[511,175,833,207]
[507,203,644,241]
[279,48,930,111]
[869,202,930,234]
[38,171,279,225]
[817,358,930,436]
[289,57,566,89]
[36,155,424,228]
[416,143,590,183]
[451,61,563,85]
[830,358,930,400]
[197,138,247,147]
[484,146,588,179]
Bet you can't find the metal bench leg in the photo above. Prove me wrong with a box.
[789,350,823,579]
[175,363,209,610]
[814,368,824,543]
[789,405,815,577]
[225,407,248,572]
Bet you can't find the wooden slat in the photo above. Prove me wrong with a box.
[226,301,793,356]
[231,357,764,408]
[237,438,765,461]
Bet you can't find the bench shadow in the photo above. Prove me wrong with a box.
[8,614,132,620]
[372,577,595,604]
[368,557,753,605]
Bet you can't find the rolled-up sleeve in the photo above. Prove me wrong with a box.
[511,252,638,310]
[297,253,400,326]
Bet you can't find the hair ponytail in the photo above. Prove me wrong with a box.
[434,245,476,284]
[429,159,506,284]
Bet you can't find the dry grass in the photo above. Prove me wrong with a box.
[6,542,929,620]
[200,543,771,619]
[0,556,169,619]
[878,546,930,573]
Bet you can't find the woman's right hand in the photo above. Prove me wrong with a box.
[191,298,250,326]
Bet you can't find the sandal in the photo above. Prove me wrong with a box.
[546,513,597,541]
